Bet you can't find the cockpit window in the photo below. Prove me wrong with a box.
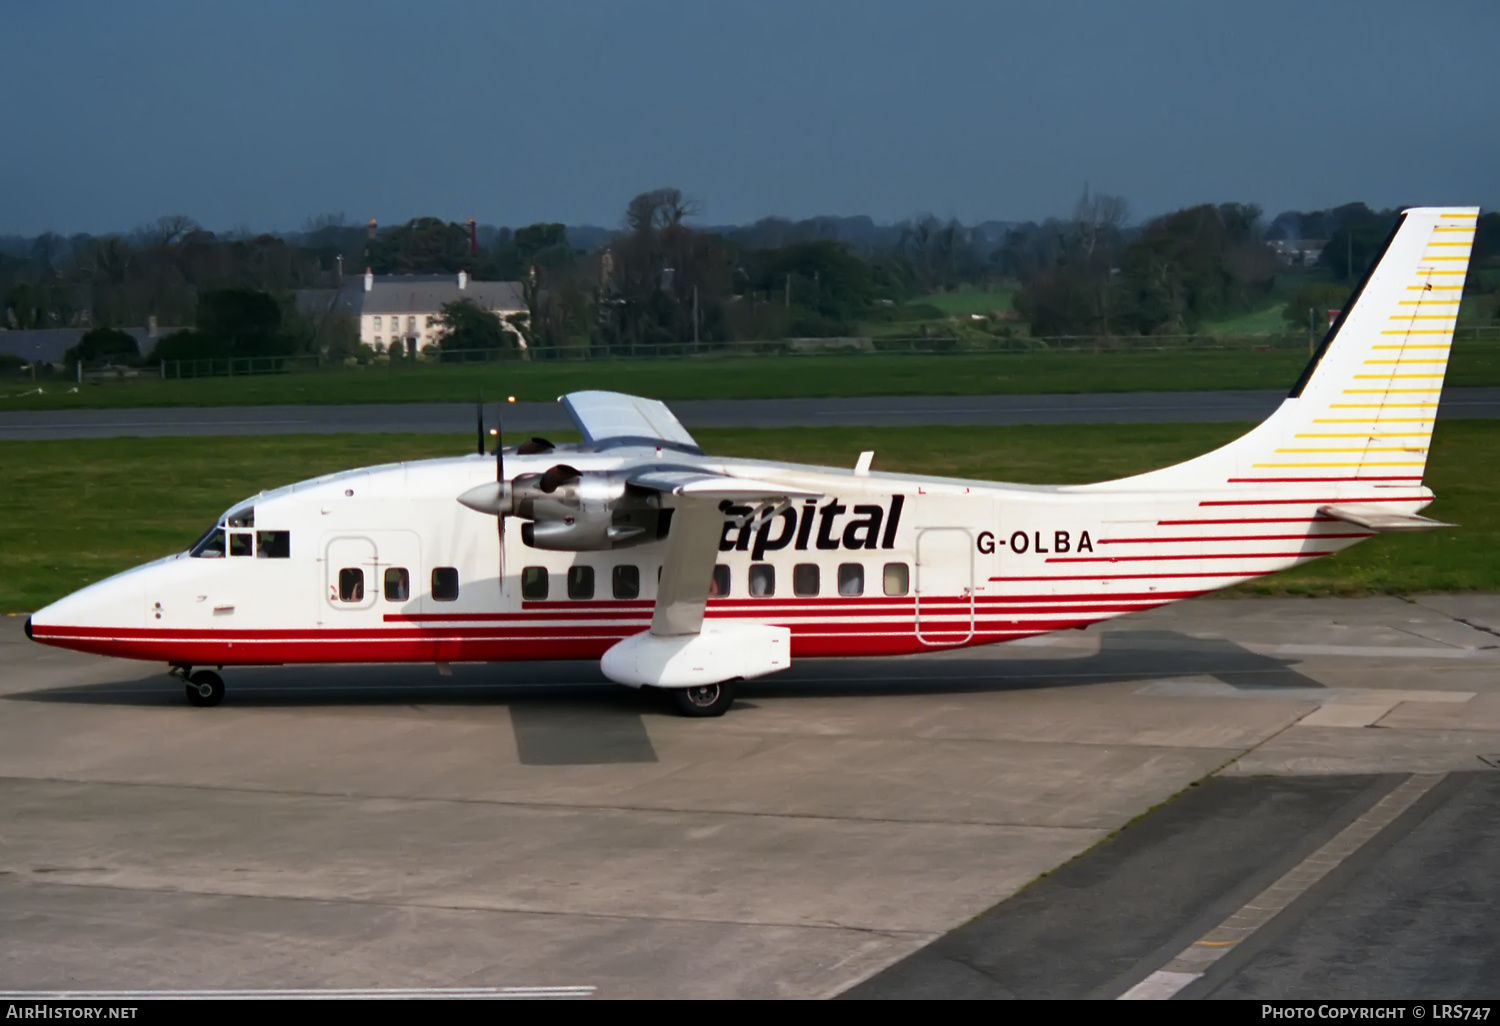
[190,527,226,558]
[229,532,253,557]
[256,531,291,558]
[226,506,255,528]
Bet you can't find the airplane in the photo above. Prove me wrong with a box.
[25,207,1478,716]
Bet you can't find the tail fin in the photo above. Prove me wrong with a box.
[1090,206,1478,491]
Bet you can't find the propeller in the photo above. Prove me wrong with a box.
[491,404,504,576]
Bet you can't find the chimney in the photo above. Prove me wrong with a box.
[364,268,374,292]
[458,270,468,290]
[467,217,477,255]
[367,218,378,240]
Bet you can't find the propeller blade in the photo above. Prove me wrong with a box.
[475,401,484,456]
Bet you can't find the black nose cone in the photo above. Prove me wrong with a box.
[24,617,34,640]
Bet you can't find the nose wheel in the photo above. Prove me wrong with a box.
[670,680,736,717]
[185,670,225,708]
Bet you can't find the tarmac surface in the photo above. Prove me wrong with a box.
[2,386,1499,440]
[2,595,1499,999]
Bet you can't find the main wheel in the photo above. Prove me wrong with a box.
[185,670,225,708]
[670,680,736,718]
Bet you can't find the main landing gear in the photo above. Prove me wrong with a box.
[670,680,737,718]
[171,665,224,708]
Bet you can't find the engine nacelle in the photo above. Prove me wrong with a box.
[460,465,668,551]
[521,510,647,551]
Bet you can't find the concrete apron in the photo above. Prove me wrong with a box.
[0,594,1497,998]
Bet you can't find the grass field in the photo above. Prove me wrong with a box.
[1200,303,1291,335]
[3,421,1495,614]
[5,337,1497,412]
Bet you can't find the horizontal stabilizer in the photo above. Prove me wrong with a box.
[629,469,822,502]
[1319,503,1455,532]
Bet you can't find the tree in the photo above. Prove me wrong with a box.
[1013,188,1130,336]
[197,288,290,356]
[366,218,473,275]
[435,299,512,351]
[1110,203,1277,334]
[64,327,139,365]
[1323,218,1397,282]
[147,329,226,362]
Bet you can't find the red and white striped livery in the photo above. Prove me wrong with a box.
[26,207,1478,715]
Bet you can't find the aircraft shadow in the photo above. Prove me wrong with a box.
[7,631,1320,767]
[761,629,1327,699]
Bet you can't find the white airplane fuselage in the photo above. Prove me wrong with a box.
[27,449,1402,667]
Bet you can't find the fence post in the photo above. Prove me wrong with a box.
[76,360,82,384]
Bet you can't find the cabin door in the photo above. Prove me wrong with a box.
[915,527,975,645]
[322,531,423,616]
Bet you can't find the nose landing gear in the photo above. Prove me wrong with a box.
[170,665,225,707]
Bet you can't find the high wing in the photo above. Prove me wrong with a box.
[628,468,821,503]
[560,390,701,452]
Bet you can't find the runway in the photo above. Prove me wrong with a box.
[3,595,1498,998]
[2,386,1499,440]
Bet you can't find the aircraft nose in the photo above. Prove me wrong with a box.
[24,617,33,640]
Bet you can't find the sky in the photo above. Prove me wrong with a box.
[3,0,1497,236]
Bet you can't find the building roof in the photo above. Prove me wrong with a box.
[299,275,526,320]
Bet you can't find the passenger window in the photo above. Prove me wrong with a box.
[191,527,225,558]
[432,567,460,602]
[256,531,290,558]
[568,565,595,600]
[338,568,364,602]
[793,564,819,597]
[229,532,253,557]
[748,564,775,597]
[612,565,640,599]
[838,563,865,597]
[883,562,910,597]
[384,568,410,601]
[521,566,548,600]
[710,564,730,598]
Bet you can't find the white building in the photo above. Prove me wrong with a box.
[302,271,526,353]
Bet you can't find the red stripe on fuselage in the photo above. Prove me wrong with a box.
[1099,533,1370,545]
[1199,495,1426,507]
[1046,550,1337,564]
